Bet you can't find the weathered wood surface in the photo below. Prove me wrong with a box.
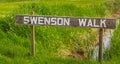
[16,15,116,29]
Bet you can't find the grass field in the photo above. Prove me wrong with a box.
[0,0,120,64]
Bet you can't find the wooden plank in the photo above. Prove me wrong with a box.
[16,15,116,29]
[98,28,103,62]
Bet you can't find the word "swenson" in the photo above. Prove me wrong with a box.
[24,16,106,27]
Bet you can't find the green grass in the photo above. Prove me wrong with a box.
[0,0,108,17]
[0,0,119,64]
[106,22,120,64]
[0,2,19,17]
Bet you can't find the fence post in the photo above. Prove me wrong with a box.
[98,28,103,62]
[30,11,35,56]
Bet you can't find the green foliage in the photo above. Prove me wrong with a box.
[108,23,120,64]
[13,2,106,17]
[104,0,120,14]
[0,0,28,2]
[0,0,119,64]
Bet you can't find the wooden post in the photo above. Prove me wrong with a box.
[30,11,35,56]
[98,28,103,62]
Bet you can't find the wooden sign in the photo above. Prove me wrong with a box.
[16,14,116,62]
[16,15,116,29]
